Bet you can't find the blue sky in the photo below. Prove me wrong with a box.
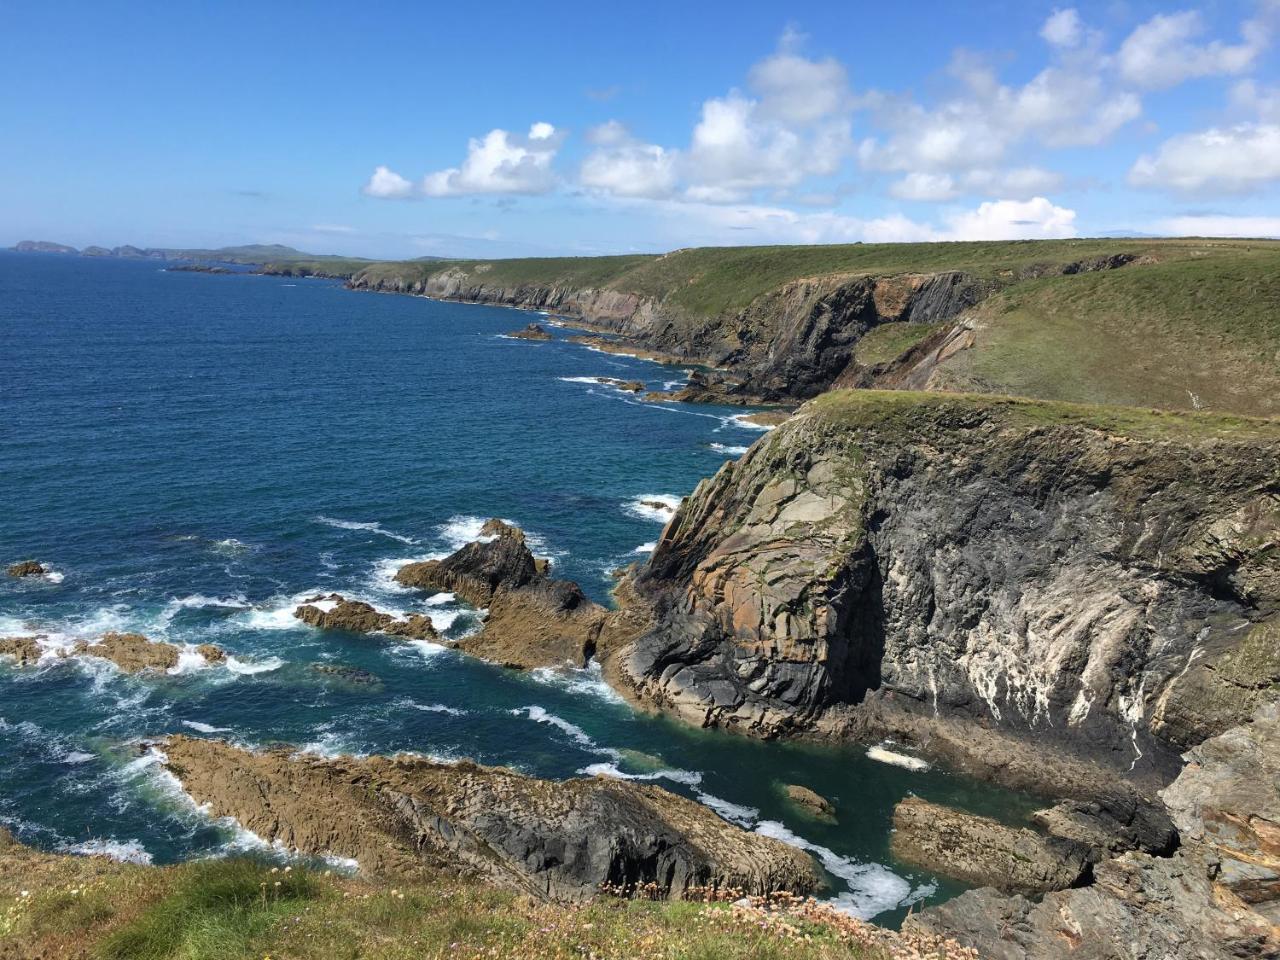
[2,0,1278,258]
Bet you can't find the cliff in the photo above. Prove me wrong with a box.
[610,391,1280,792]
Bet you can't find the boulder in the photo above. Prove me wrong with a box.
[6,561,45,578]
[159,736,818,902]
[784,784,835,819]
[890,797,1090,896]
[395,521,540,606]
[293,594,437,641]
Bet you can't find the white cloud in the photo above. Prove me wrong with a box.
[942,196,1077,240]
[1117,9,1272,90]
[1041,8,1084,48]
[1130,123,1280,193]
[1155,214,1280,237]
[889,172,959,202]
[362,165,415,199]
[421,122,563,197]
[579,123,678,199]
[1231,79,1280,123]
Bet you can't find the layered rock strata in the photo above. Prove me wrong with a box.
[159,736,818,902]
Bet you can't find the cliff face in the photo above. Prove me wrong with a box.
[348,267,993,401]
[615,392,1280,785]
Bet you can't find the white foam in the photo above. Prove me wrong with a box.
[754,820,912,920]
[62,750,96,765]
[315,516,416,545]
[225,656,284,675]
[634,542,657,554]
[401,639,449,660]
[168,644,218,675]
[399,698,466,717]
[181,720,233,734]
[44,569,66,584]
[64,838,153,865]
[866,745,930,772]
[730,413,776,432]
[439,515,496,549]
[558,376,605,385]
[695,792,760,828]
[624,494,683,523]
[157,594,251,630]
[514,705,597,747]
[211,538,253,555]
[579,762,702,786]
[528,662,625,704]
[710,443,750,456]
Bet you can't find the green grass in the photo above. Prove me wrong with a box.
[854,322,946,367]
[933,246,1280,416]
[96,860,319,960]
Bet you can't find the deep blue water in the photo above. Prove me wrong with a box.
[0,253,1035,924]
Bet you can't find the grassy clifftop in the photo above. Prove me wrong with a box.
[0,840,970,960]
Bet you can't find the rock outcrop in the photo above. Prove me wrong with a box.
[0,636,43,666]
[73,633,225,673]
[395,520,623,669]
[890,797,1090,896]
[159,736,818,902]
[6,560,46,578]
[906,702,1280,959]
[509,322,552,340]
[614,391,1280,790]
[293,594,437,641]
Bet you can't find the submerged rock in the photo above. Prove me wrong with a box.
[159,736,818,902]
[73,632,224,674]
[293,594,437,641]
[309,663,384,688]
[509,322,552,340]
[890,797,1089,896]
[784,785,835,819]
[6,560,46,578]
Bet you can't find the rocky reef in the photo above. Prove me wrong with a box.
[293,593,438,641]
[611,390,1280,793]
[509,322,553,340]
[394,519,636,669]
[159,736,817,902]
[6,560,47,577]
[0,632,225,673]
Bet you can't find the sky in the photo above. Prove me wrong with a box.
[2,0,1278,259]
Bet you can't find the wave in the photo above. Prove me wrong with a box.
[63,838,153,864]
[315,516,417,545]
[397,698,465,717]
[633,542,657,554]
[865,745,930,772]
[513,705,602,750]
[438,514,563,562]
[709,443,750,456]
[181,720,233,734]
[528,662,625,705]
[694,792,760,828]
[558,376,606,385]
[623,494,683,523]
[156,594,251,631]
[579,761,702,787]
[753,820,915,920]
[729,413,775,432]
[225,655,284,675]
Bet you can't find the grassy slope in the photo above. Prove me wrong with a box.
[0,846,970,960]
[354,238,1280,417]
[934,244,1280,416]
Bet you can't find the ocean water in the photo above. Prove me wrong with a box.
[0,253,1036,924]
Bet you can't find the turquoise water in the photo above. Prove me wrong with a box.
[0,253,1035,925]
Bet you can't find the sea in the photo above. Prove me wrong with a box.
[0,252,1037,925]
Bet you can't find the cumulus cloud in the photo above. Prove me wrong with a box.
[1154,213,1280,237]
[1130,123,1280,193]
[1041,8,1084,48]
[362,165,415,199]
[579,30,854,204]
[1117,8,1272,90]
[579,122,678,199]
[942,197,1077,240]
[421,122,563,196]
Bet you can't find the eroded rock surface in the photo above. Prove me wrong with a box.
[293,594,437,641]
[160,736,818,902]
[891,797,1089,896]
[72,632,225,673]
[0,636,43,666]
[784,784,835,819]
